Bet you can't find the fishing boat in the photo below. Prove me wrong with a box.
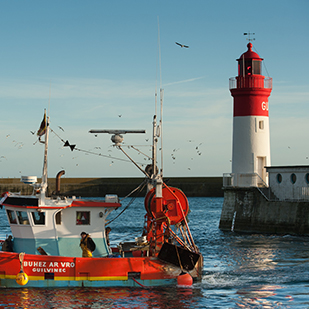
[0,100,203,288]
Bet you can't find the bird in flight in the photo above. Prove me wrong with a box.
[175,42,189,48]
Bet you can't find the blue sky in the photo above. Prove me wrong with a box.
[0,0,308,179]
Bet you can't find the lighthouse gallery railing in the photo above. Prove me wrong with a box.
[229,76,272,90]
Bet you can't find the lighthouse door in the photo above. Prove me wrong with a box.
[257,156,266,186]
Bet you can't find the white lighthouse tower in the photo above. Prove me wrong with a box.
[229,42,272,187]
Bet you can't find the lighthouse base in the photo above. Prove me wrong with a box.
[220,187,309,235]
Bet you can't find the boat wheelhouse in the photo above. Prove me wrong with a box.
[2,190,120,257]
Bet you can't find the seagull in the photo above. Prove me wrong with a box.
[176,42,189,48]
[58,126,65,132]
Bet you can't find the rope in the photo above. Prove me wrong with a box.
[19,252,25,272]
[175,244,184,273]
[131,277,146,287]
[163,182,198,252]
[119,179,147,202]
[106,180,146,225]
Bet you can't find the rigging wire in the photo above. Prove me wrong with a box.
[157,16,164,177]
[48,127,145,165]
[106,179,147,225]
[252,44,271,77]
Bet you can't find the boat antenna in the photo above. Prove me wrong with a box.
[156,17,164,177]
[40,109,49,205]
[40,83,51,204]
[48,81,51,118]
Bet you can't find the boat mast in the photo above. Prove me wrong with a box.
[151,16,163,197]
[40,115,49,205]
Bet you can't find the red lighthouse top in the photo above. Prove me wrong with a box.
[238,43,263,61]
[237,43,263,76]
[230,43,272,117]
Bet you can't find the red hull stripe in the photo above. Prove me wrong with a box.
[0,253,176,282]
[1,274,128,281]
[71,200,121,208]
[2,201,121,210]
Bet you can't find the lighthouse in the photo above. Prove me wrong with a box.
[229,42,272,187]
[220,42,309,235]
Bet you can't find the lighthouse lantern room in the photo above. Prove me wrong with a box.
[228,42,272,187]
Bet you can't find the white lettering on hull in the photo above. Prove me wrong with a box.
[23,260,75,273]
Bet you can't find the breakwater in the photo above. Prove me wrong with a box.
[0,177,223,197]
[220,187,309,235]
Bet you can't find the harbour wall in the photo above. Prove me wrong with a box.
[0,177,224,198]
[220,187,309,235]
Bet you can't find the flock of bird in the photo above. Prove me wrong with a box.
[2,42,192,173]
[2,109,205,174]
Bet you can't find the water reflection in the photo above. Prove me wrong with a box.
[235,285,288,308]
[0,286,203,309]
[225,234,279,271]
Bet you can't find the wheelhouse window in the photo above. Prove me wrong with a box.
[56,211,62,225]
[16,211,30,225]
[31,211,45,225]
[6,210,17,224]
[76,211,90,225]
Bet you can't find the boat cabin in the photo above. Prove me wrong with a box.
[2,192,121,257]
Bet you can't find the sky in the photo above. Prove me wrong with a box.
[0,0,308,179]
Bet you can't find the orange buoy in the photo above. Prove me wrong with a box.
[177,273,193,286]
[16,252,28,286]
[16,271,28,286]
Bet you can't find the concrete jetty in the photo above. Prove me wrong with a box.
[0,177,223,198]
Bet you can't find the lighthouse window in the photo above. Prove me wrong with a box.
[16,211,30,225]
[290,173,297,184]
[239,60,253,76]
[252,60,261,75]
[276,174,282,184]
[6,210,17,224]
[76,211,90,225]
[259,121,264,130]
[31,211,45,225]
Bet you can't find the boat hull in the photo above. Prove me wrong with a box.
[0,251,201,288]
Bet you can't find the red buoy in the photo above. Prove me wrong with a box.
[177,273,193,286]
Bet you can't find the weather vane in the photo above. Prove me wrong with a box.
[243,32,255,42]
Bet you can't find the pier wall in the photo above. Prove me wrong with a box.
[220,187,309,235]
[0,177,223,198]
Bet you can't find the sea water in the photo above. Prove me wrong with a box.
[0,197,309,308]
